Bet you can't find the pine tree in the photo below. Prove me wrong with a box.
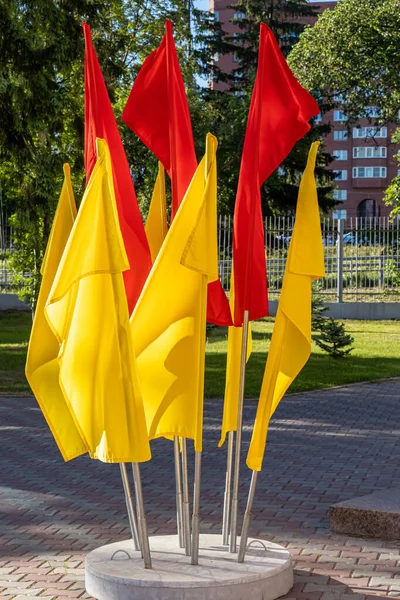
[312,282,329,333]
[315,319,354,359]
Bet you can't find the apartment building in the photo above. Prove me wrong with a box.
[209,0,398,219]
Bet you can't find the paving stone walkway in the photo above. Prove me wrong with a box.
[1,379,400,599]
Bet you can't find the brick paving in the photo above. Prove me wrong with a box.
[1,379,400,599]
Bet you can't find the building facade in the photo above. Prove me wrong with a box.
[209,0,398,219]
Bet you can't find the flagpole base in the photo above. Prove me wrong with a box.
[85,533,293,600]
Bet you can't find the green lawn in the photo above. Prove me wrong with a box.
[0,311,32,394]
[0,311,399,397]
[204,318,400,397]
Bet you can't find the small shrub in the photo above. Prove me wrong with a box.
[315,318,354,358]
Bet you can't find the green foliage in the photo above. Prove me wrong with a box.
[384,130,400,216]
[288,0,400,124]
[315,318,354,359]
[6,213,44,309]
[0,0,204,305]
[288,0,400,214]
[311,282,329,332]
[383,257,400,287]
[0,0,336,306]
[200,0,336,216]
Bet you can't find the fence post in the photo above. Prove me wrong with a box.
[337,219,344,303]
[379,255,384,289]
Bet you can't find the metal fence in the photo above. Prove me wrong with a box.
[2,216,400,302]
[218,216,400,302]
[0,215,15,293]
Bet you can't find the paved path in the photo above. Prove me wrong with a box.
[1,380,400,599]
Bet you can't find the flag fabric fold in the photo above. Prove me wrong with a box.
[26,165,87,461]
[233,22,320,326]
[122,21,232,327]
[131,133,219,452]
[122,19,196,220]
[145,162,167,262]
[246,142,325,472]
[83,23,152,315]
[45,139,151,464]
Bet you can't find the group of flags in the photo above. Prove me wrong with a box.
[26,19,325,476]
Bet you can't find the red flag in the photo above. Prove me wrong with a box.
[122,20,196,220]
[83,23,152,315]
[123,20,232,327]
[233,23,319,326]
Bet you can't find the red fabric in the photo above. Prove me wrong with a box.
[122,20,232,327]
[83,23,152,315]
[122,20,196,220]
[233,23,319,326]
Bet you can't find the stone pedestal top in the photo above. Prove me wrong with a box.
[330,487,400,540]
[85,533,293,600]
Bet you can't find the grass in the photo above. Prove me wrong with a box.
[0,311,399,397]
[0,311,32,394]
[204,318,400,397]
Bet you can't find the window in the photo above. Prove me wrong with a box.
[334,170,347,181]
[333,110,348,122]
[333,93,345,104]
[353,127,387,138]
[333,209,347,219]
[232,53,239,63]
[333,150,348,161]
[233,11,245,19]
[352,167,387,178]
[333,190,347,201]
[334,130,348,140]
[314,113,322,123]
[233,32,243,46]
[353,146,387,159]
[214,10,219,21]
[364,106,381,118]
[213,52,219,62]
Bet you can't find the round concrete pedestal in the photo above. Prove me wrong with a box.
[85,534,293,600]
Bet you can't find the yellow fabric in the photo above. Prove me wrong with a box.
[45,139,151,464]
[26,165,87,461]
[131,133,219,452]
[145,162,167,262]
[219,268,252,447]
[246,142,325,471]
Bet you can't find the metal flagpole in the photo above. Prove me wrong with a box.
[119,463,140,551]
[237,470,258,563]
[191,269,208,565]
[132,462,152,569]
[222,431,234,545]
[181,437,191,555]
[191,450,202,565]
[173,436,185,548]
[229,309,250,553]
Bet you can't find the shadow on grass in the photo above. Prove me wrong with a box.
[205,351,400,398]
[0,310,31,344]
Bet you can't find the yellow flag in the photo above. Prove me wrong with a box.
[26,165,87,461]
[247,142,325,471]
[219,268,252,447]
[45,139,151,464]
[131,133,219,452]
[145,162,167,262]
